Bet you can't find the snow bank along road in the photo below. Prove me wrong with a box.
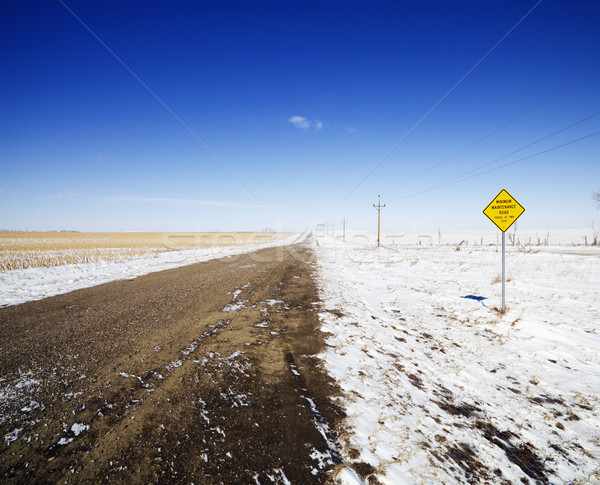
[0,239,344,483]
[0,233,302,307]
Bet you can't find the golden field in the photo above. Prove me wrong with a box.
[0,232,290,271]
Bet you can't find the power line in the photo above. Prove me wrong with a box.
[395,129,600,201]
[58,0,259,201]
[452,131,600,182]
[390,64,600,190]
[341,0,545,201]
[440,111,600,185]
[391,110,600,200]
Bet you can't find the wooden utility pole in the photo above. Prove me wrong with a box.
[342,217,346,242]
[373,195,385,248]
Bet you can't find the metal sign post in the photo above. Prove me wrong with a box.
[502,231,506,312]
[483,189,525,313]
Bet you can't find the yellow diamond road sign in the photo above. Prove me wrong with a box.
[483,189,525,232]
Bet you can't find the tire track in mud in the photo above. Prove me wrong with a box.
[0,242,344,483]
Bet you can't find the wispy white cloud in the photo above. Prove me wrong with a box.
[288,116,323,130]
[55,192,78,198]
[346,126,356,134]
[288,116,310,129]
[112,196,234,206]
[108,195,276,208]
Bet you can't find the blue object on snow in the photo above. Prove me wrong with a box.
[460,295,488,307]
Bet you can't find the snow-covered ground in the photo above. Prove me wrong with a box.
[0,233,304,307]
[315,231,600,484]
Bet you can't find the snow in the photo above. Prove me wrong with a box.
[265,299,284,306]
[315,230,600,484]
[4,427,22,446]
[0,371,41,427]
[341,228,598,247]
[70,422,89,436]
[333,467,365,485]
[222,301,246,312]
[222,286,248,312]
[0,233,304,307]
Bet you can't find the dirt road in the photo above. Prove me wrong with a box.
[0,241,344,483]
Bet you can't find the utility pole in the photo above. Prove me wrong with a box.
[373,195,385,248]
[332,223,335,238]
[342,217,346,242]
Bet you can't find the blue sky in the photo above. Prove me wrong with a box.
[1,0,599,232]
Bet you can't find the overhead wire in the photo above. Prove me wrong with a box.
[58,0,260,201]
[393,124,600,201]
[389,64,600,190]
[442,131,600,187]
[341,0,545,201]
[431,110,600,187]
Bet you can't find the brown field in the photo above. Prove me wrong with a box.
[0,232,291,271]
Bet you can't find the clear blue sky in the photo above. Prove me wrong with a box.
[1,1,599,232]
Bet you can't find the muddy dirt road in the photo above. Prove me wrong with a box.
[0,242,344,483]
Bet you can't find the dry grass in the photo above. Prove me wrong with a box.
[491,274,512,285]
[0,232,290,271]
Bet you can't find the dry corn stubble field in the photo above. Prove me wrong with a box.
[0,232,291,271]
